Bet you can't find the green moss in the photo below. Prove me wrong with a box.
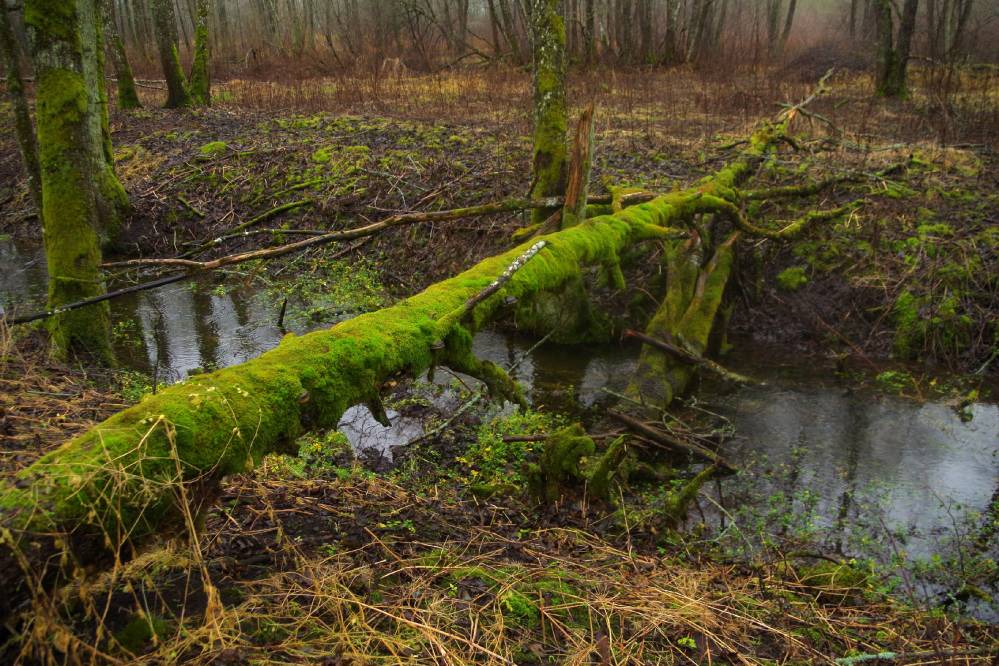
[892,289,973,359]
[311,147,332,163]
[526,424,595,501]
[916,222,954,238]
[23,0,77,46]
[33,66,115,360]
[528,0,567,225]
[882,181,918,199]
[500,589,539,624]
[198,141,228,157]
[188,1,210,106]
[892,290,922,358]
[447,562,577,627]
[875,370,914,393]
[777,266,809,291]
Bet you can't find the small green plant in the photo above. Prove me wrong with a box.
[875,370,914,393]
[114,613,170,655]
[115,369,162,403]
[298,431,354,475]
[776,266,809,291]
[111,319,142,349]
[458,409,564,486]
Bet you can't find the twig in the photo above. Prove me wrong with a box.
[179,199,314,258]
[9,239,371,326]
[623,329,754,385]
[105,193,650,272]
[457,241,546,321]
[607,410,737,472]
[177,195,206,218]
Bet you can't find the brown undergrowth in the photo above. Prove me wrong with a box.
[0,324,126,475]
[9,463,996,664]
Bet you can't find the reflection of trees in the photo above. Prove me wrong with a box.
[833,398,867,555]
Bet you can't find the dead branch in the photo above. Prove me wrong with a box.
[607,410,736,472]
[623,329,754,385]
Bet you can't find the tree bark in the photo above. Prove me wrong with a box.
[875,0,918,97]
[0,2,42,213]
[103,0,142,109]
[188,0,210,105]
[151,0,191,107]
[528,0,567,225]
[22,0,128,361]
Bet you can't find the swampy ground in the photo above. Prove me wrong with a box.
[0,67,997,663]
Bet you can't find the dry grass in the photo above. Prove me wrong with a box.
[127,65,998,152]
[10,470,993,665]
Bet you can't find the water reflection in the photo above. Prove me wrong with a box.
[0,238,48,318]
[114,280,294,383]
[720,385,998,558]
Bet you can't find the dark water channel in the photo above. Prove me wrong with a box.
[3,238,997,616]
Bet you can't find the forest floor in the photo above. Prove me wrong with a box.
[0,66,997,662]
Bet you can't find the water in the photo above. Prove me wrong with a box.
[706,345,998,618]
[0,237,47,318]
[3,239,997,614]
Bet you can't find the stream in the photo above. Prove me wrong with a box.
[3,237,997,617]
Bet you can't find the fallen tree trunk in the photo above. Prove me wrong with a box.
[0,78,852,617]
[0,192,700,616]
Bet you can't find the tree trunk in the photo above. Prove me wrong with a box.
[487,0,503,56]
[638,0,653,64]
[528,0,567,225]
[0,3,42,213]
[498,0,524,63]
[103,0,142,109]
[875,0,918,97]
[188,0,210,105]
[151,0,191,107]
[777,0,797,56]
[663,0,678,63]
[584,0,595,66]
[23,0,127,361]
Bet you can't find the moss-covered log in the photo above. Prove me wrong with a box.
[628,109,810,407]
[0,195,696,616]
[0,83,851,615]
